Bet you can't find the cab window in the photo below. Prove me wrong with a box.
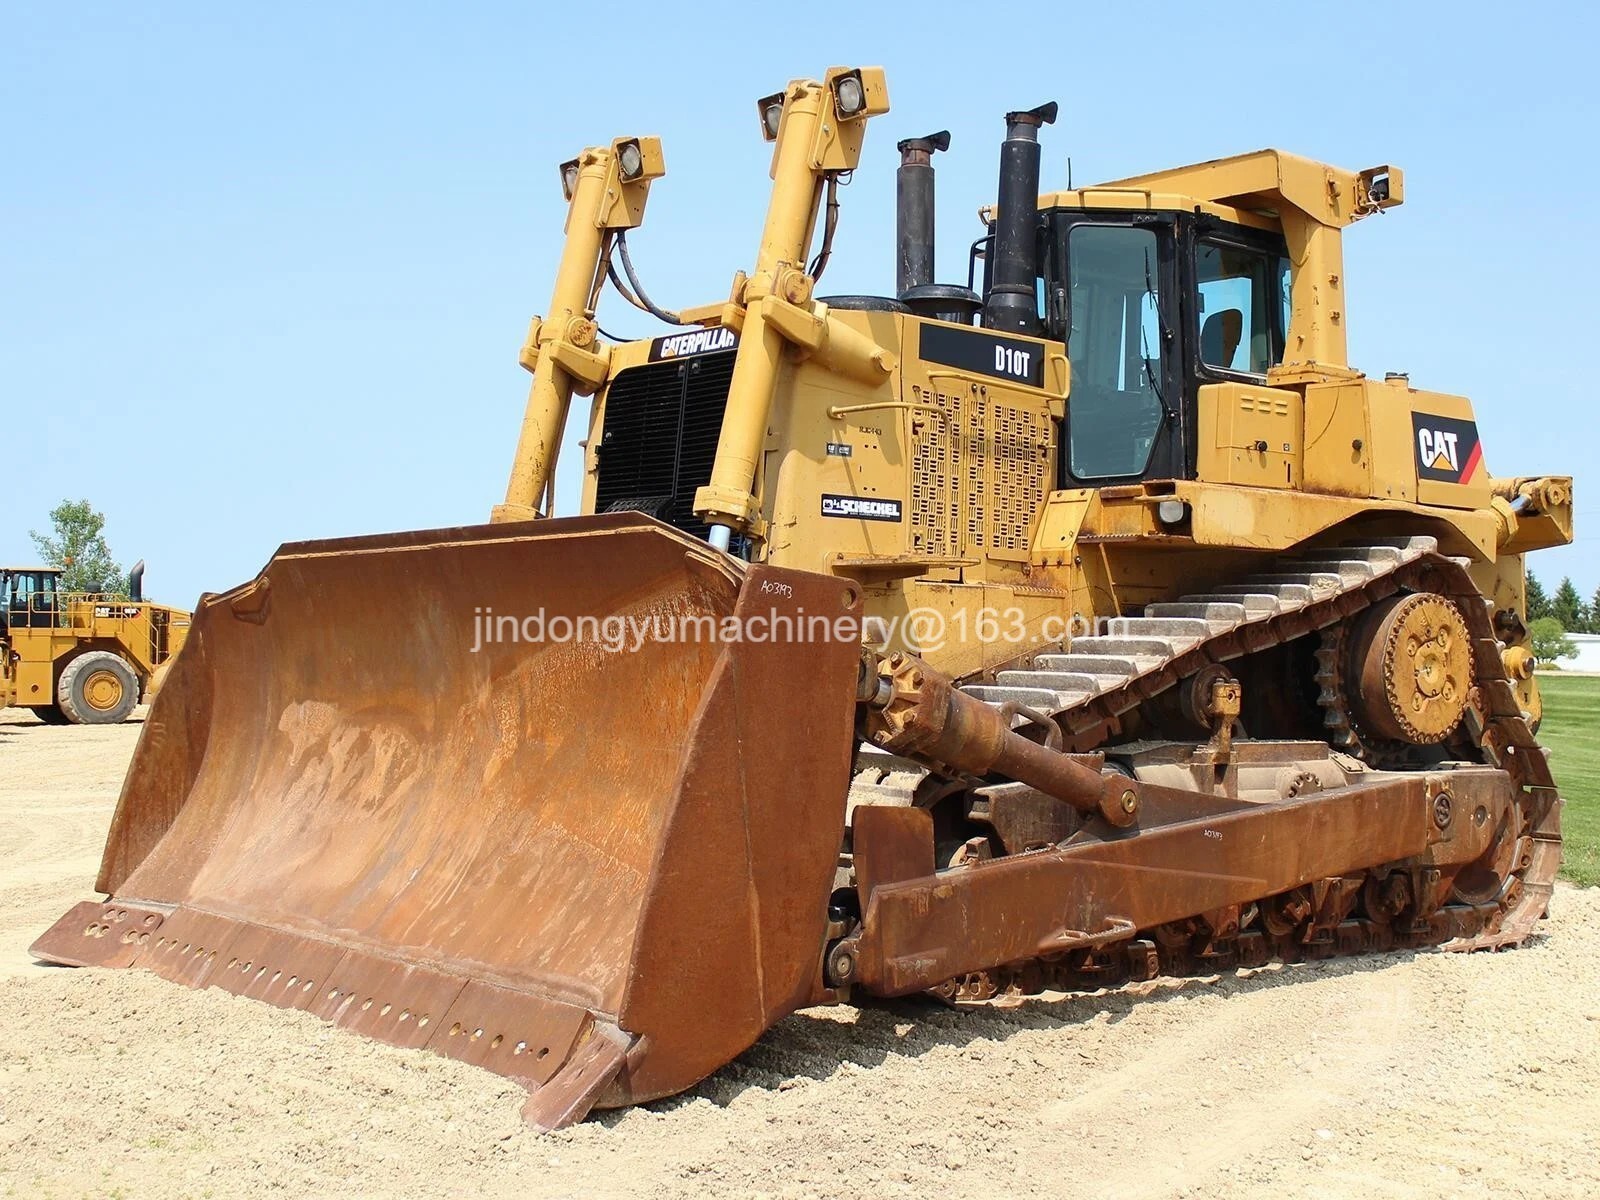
[1065,225,1166,480]
[7,572,49,628]
[1196,240,1286,375]
[1279,259,1293,354]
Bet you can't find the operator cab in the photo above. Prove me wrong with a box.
[906,137,1363,498]
[992,150,1400,490]
[1039,209,1291,487]
[1,567,63,631]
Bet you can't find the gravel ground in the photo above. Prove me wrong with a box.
[2,713,1597,1200]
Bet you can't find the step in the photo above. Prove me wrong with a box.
[1282,559,1377,584]
[1207,583,1313,609]
[961,685,1063,710]
[996,669,1102,695]
[1104,617,1213,646]
[1246,572,1345,598]
[1145,601,1249,628]
[1345,535,1438,560]
[1033,653,1148,680]
[1181,592,1282,617]
[1066,636,1179,659]
[853,742,926,771]
[1303,545,1404,568]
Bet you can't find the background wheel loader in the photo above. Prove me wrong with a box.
[35,67,1573,1131]
[1,562,190,724]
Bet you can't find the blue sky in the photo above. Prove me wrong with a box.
[5,2,1596,606]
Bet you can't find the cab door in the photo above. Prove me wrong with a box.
[1050,214,1182,487]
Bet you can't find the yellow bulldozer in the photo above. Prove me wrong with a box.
[35,67,1573,1131]
[1,561,190,724]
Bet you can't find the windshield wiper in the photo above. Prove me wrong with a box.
[1141,248,1171,411]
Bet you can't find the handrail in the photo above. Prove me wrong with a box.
[826,400,942,420]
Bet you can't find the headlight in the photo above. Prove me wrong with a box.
[756,92,784,141]
[559,159,580,201]
[833,71,865,118]
[617,140,643,181]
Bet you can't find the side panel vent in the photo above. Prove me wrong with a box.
[990,401,1050,553]
[910,380,1052,560]
[909,383,962,558]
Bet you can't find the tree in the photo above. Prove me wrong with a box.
[1526,571,1551,622]
[1529,617,1577,667]
[1590,585,1600,635]
[1552,577,1585,631]
[28,499,128,595]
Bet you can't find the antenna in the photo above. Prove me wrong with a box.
[1067,155,1073,190]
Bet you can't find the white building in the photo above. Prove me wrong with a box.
[1555,633,1600,673]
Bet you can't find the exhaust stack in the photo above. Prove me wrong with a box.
[982,102,1057,334]
[895,130,950,297]
[128,560,145,602]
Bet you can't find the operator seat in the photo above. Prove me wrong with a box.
[1200,309,1244,370]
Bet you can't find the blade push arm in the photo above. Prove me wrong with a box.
[694,67,892,549]
[494,137,664,523]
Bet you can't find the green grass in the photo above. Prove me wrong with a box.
[1537,673,1600,886]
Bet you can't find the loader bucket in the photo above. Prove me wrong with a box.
[33,513,864,1126]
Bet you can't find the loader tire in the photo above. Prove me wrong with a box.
[57,652,139,725]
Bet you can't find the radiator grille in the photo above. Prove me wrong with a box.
[593,350,736,539]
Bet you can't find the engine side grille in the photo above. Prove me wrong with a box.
[594,350,736,540]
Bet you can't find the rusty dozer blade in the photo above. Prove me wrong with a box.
[33,513,864,1127]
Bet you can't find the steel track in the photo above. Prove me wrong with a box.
[852,535,1562,1000]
